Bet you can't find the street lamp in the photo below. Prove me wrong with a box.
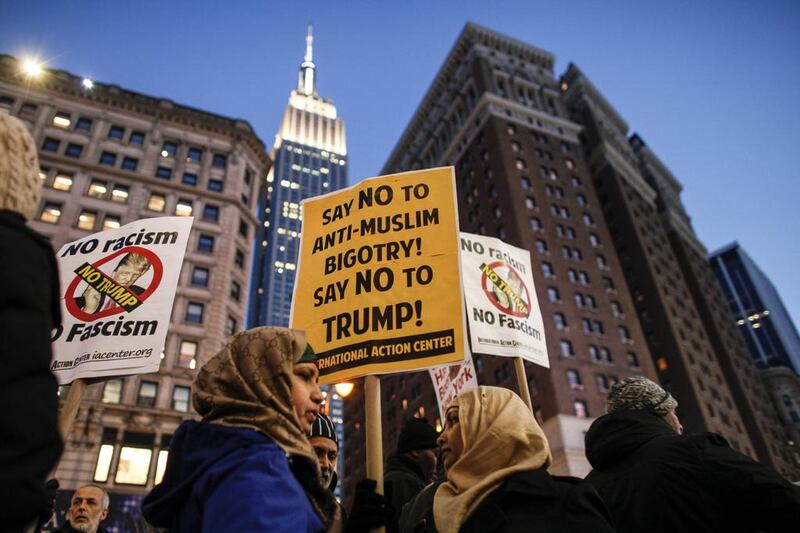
[334,382,354,398]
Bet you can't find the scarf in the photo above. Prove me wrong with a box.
[192,326,338,527]
[433,386,551,533]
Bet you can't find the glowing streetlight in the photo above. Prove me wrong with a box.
[334,382,354,398]
[21,57,44,78]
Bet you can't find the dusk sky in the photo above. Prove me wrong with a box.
[3,0,799,330]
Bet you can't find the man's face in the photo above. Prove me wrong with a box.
[68,486,107,533]
[309,436,338,489]
[112,264,144,287]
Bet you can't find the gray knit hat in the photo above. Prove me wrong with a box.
[606,376,678,416]
[308,413,338,447]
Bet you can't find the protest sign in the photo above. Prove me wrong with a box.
[291,167,468,383]
[51,216,193,384]
[460,232,549,368]
[429,356,479,423]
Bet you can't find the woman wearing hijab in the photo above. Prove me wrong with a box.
[142,327,339,532]
[428,386,615,533]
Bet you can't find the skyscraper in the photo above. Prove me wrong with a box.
[710,243,800,374]
[249,26,348,328]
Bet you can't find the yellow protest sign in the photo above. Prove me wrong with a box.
[291,167,467,383]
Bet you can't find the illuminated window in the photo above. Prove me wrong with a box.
[52,173,73,191]
[187,147,203,163]
[172,386,190,412]
[121,157,138,171]
[175,199,193,217]
[65,143,83,159]
[137,382,158,408]
[147,193,166,212]
[565,158,575,170]
[52,112,71,128]
[99,152,116,166]
[197,234,214,253]
[102,379,123,404]
[191,267,209,287]
[515,158,527,170]
[177,340,197,369]
[87,179,107,198]
[574,400,589,418]
[102,215,121,231]
[202,204,219,221]
[129,131,145,145]
[155,449,169,485]
[41,137,60,153]
[108,125,125,140]
[657,357,669,371]
[39,203,62,224]
[93,427,117,482]
[77,210,97,231]
[115,432,154,485]
[111,184,129,203]
[185,302,204,324]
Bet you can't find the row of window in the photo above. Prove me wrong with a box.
[558,339,639,365]
[102,379,191,412]
[189,265,243,302]
[183,300,239,335]
[93,427,170,486]
[566,369,620,393]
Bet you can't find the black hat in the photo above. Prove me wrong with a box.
[396,418,438,454]
[308,413,338,447]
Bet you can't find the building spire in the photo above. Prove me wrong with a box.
[298,23,316,96]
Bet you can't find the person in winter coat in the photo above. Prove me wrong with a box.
[0,112,63,531]
[142,327,339,532]
[421,386,615,533]
[52,485,110,533]
[585,375,800,533]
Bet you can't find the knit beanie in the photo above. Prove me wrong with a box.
[0,112,41,220]
[396,418,438,454]
[606,375,678,416]
[309,413,338,447]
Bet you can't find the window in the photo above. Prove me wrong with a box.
[129,131,145,145]
[121,157,138,171]
[182,172,197,186]
[626,352,640,368]
[515,158,527,170]
[520,177,531,189]
[52,172,73,191]
[112,184,129,203]
[574,400,589,418]
[108,125,125,139]
[42,137,60,153]
[187,147,203,163]
[115,431,154,485]
[575,293,585,308]
[87,179,108,198]
[590,233,600,247]
[0,95,13,110]
[102,215,121,230]
[583,213,594,226]
[571,176,582,187]
[525,196,536,209]
[599,348,612,363]
[596,375,610,392]
[102,379,123,404]
[212,153,227,168]
[172,386,190,412]
[94,428,116,482]
[619,326,632,342]
[529,217,542,231]
[547,287,560,302]
[596,255,608,269]
[51,112,71,128]
[202,204,219,221]
[155,166,172,179]
[244,168,252,185]
[191,266,209,287]
[177,340,197,369]
[568,269,578,283]
[77,210,97,231]
[535,239,548,253]
[75,117,93,132]
[589,345,599,363]
[40,203,62,224]
[235,249,245,269]
[511,141,521,152]
[565,158,575,170]
[567,370,582,389]
[19,102,38,119]
[560,340,574,358]
[147,193,166,212]
[185,302,204,324]
[611,301,623,317]
[99,152,117,166]
[65,143,83,158]
[239,219,249,238]
[572,248,583,261]
[197,234,214,253]
[230,281,241,301]
[137,381,158,408]
[554,313,567,330]
[208,179,224,192]
[582,318,592,334]
[603,276,615,291]
[577,194,587,207]
[175,199,193,217]
[541,262,554,278]
[161,141,178,158]
[226,315,237,336]
[579,271,590,285]
[594,320,605,335]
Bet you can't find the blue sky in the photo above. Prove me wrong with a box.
[3,0,799,331]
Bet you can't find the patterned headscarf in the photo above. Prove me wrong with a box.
[606,375,677,416]
[192,327,337,526]
[434,386,551,533]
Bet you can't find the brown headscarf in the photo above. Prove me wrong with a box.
[192,326,338,527]
[434,386,551,533]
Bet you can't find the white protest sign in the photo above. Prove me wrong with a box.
[460,232,549,368]
[51,216,193,384]
[429,355,479,423]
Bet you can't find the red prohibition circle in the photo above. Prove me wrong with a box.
[65,246,164,322]
[480,260,531,318]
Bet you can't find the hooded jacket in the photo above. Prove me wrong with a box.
[585,409,800,533]
[142,420,324,532]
